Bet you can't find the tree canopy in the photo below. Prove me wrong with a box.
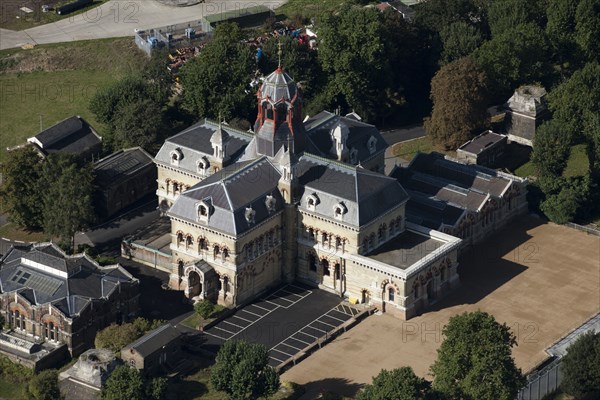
[210,340,280,400]
[430,311,525,400]
[41,154,95,252]
[561,330,600,398]
[182,23,256,124]
[439,22,483,65]
[26,370,62,400]
[356,367,435,400]
[425,57,490,150]
[95,318,165,353]
[0,146,44,230]
[102,365,144,400]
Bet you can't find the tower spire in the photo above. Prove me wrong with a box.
[278,39,283,69]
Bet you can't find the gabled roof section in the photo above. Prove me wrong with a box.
[168,157,284,235]
[27,116,102,155]
[297,154,408,227]
[94,147,154,187]
[154,119,252,174]
[123,324,181,358]
[304,111,388,163]
[0,243,138,317]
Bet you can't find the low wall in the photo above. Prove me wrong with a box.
[156,0,203,6]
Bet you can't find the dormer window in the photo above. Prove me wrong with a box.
[307,193,319,211]
[196,199,212,223]
[245,207,256,225]
[197,157,210,174]
[350,148,358,164]
[170,148,183,165]
[265,195,277,214]
[367,136,377,154]
[333,202,347,220]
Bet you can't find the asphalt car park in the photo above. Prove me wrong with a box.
[201,282,361,367]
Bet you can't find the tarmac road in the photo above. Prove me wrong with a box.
[0,0,287,50]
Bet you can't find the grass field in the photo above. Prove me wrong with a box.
[0,223,51,242]
[563,143,589,178]
[276,0,354,19]
[0,38,146,163]
[391,137,434,161]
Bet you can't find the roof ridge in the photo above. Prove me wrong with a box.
[301,152,357,174]
[205,118,254,139]
[130,324,172,349]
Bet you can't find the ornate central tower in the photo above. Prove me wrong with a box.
[254,67,306,157]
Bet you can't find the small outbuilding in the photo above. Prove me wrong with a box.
[456,130,508,167]
[121,324,183,377]
[25,116,102,161]
[503,85,549,147]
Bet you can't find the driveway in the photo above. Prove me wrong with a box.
[0,0,287,50]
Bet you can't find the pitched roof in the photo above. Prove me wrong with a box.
[155,119,252,175]
[94,147,154,187]
[297,154,408,227]
[123,324,181,358]
[27,116,101,155]
[259,68,297,103]
[168,157,284,236]
[304,111,388,163]
[0,243,137,316]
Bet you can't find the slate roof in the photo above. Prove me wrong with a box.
[297,154,409,227]
[304,111,388,164]
[154,119,252,175]
[259,68,297,102]
[367,230,444,269]
[0,243,137,317]
[168,157,284,236]
[94,147,154,187]
[123,324,181,358]
[458,131,507,156]
[390,152,521,230]
[27,116,102,156]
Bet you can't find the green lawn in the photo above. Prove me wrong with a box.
[391,136,434,161]
[0,38,146,163]
[276,0,356,19]
[0,223,51,242]
[181,313,203,329]
[0,378,27,399]
[0,1,107,31]
[514,160,537,178]
[563,143,589,178]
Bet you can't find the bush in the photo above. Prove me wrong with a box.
[26,369,62,400]
[95,255,117,266]
[194,300,215,319]
[0,354,33,383]
[561,331,600,398]
[95,318,166,353]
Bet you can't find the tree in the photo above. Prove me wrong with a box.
[486,0,547,37]
[546,0,580,63]
[0,146,44,229]
[414,0,487,35]
[439,22,483,65]
[356,367,434,400]
[473,23,551,100]
[102,365,144,400]
[40,154,95,253]
[89,75,166,151]
[146,377,168,400]
[26,369,62,400]
[561,331,600,398]
[540,184,580,224]
[194,299,215,319]
[210,340,280,400]
[575,0,600,62]
[317,7,393,122]
[532,120,573,177]
[142,47,173,104]
[430,311,525,400]
[112,98,164,150]
[425,57,490,150]
[181,23,256,123]
[95,318,164,353]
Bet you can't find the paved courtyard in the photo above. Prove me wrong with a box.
[282,216,600,398]
[201,282,362,367]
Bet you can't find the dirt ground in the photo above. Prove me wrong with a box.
[282,216,600,398]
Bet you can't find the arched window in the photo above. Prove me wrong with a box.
[198,237,207,251]
[321,259,330,276]
[186,235,193,249]
[222,248,229,260]
[308,228,315,241]
[335,236,342,250]
[49,322,55,340]
[213,245,220,259]
[334,264,340,280]
[388,287,395,302]
[322,232,328,246]
[223,276,230,293]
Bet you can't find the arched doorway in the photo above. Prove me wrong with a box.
[361,289,370,304]
[188,271,202,298]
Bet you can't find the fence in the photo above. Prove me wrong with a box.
[517,358,562,400]
[564,222,600,236]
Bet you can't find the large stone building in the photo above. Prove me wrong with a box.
[503,85,549,147]
[0,243,139,361]
[139,66,527,319]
